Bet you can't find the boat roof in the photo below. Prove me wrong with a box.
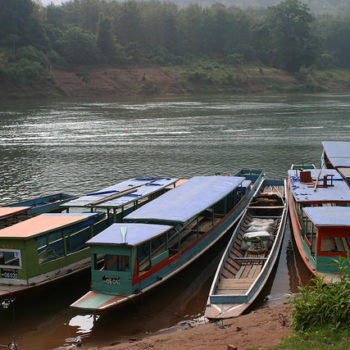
[87,223,173,247]
[288,169,350,203]
[322,141,350,168]
[124,176,245,224]
[0,207,31,220]
[0,213,99,239]
[61,177,177,208]
[304,207,350,227]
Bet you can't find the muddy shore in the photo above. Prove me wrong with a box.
[85,303,292,350]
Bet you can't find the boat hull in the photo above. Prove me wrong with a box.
[205,179,288,319]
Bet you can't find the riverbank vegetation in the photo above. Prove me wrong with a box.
[269,256,350,350]
[1,0,350,97]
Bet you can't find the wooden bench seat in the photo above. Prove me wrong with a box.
[217,278,254,291]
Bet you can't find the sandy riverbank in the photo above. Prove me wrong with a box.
[85,303,292,350]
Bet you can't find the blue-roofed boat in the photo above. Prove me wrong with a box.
[0,178,177,299]
[322,141,350,183]
[205,179,288,319]
[0,193,75,228]
[288,168,350,282]
[70,170,264,311]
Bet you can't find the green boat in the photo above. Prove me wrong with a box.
[0,177,177,299]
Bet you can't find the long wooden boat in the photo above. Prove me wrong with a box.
[0,193,75,228]
[288,168,350,282]
[0,177,177,299]
[70,170,264,311]
[321,141,350,183]
[204,179,288,319]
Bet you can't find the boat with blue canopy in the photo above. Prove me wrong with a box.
[70,170,264,311]
[288,168,350,282]
[205,179,288,319]
[322,141,350,183]
[0,177,177,299]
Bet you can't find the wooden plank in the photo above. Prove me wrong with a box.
[218,278,254,290]
[241,265,253,279]
[252,264,263,278]
[342,237,350,252]
[235,265,245,279]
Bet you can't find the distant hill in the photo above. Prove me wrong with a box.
[164,0,350,15]
[36,0,350,16]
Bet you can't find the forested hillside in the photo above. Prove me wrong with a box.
[1,0,350,97]
[166,0,350,16]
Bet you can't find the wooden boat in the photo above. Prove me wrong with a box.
[0,193,75,228]
[321,141,350,183]
[204,179,288,319]
[0,177,177,299]
[70,170,264,311]
[288,168,350,282]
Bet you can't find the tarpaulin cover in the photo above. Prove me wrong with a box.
[323,141,350,168]
[124,176,245,224]
[0,212,99,239]
[87,223,173,246]
[288,169,350,203]
[61,177,177,208]
[304,206,350,227]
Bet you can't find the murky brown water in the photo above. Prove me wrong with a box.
[0,93,348,349]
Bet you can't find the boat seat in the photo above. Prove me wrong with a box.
[217,278,254,290]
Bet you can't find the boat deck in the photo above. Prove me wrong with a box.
[215,185,284,296]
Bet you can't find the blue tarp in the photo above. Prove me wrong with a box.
[323,141,350,168]
[124,176,245,224]
[304,207,350,227]
[87,223,173,246]
[61,177,177,208]
[288,169,350,203]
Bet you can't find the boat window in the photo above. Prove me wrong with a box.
[137,242,151,273]
[0,249,21,269]
[65,226,91,255]
[151,234,167,259]
[37,231,64,264]
[320,237,348,253]
[100,254,130,272]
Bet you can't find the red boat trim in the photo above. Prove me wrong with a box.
[288,179,331,283]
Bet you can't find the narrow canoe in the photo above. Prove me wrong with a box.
[205,179,288,319]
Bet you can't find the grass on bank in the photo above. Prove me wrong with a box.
[266,256,350,350]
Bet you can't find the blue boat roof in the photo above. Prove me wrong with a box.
[87,223,173,246]
[323,141,350,168]
[61,177,177,208]
[288,169,350,203]
[303,207,350,227]
[124,176,245,224]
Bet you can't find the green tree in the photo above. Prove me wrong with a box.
[96,13,116,62]
[59,27,99,65]
[266,0,318,73]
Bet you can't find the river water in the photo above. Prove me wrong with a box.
[0,93,350,349]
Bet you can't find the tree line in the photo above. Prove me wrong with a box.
[0,0,350,82]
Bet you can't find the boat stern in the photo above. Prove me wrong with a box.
[70,290,128,310]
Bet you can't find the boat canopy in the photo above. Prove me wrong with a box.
[0,207,31,219]
[288,169,350,203]
[61,177,177,208]
[303,207,350,227]
[0,212,100,239]
[322,141,350,168]
[87,223,173,247]
[124,176,245,224]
